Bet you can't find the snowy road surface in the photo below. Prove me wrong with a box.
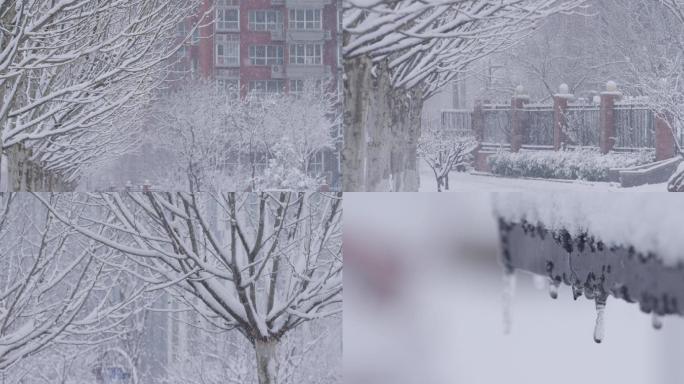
[418,162,668,191]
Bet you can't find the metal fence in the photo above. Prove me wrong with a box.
[614,104,655,149]
[482,105,511,144]
[565,106,600,147]
[438,103,658,150]
[525,105,554,146]
[440,109,471,135]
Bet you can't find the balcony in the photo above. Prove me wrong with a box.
[287,30,325,41]
[286,64,330,79]
[285,0,331,6]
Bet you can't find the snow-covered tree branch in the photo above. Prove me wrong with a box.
[343,0,587,191]
[96,79,340,192]
[418,128,478,192]
[0,0,207,189]
[36,191,343,384]
[0,193,146,371]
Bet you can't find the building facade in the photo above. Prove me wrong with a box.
[172,0,342,188]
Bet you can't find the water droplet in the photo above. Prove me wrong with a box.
[593,294,608,344]
[533,275,547,290]
[548,278,560,299]
[502,272,516,335]
[652,313,663,330]
[572,285,583,300]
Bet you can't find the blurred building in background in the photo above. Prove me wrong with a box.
[168,0,342,188]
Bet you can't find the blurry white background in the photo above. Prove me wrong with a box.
[344,193,684,384]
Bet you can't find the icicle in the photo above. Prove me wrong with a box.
[502,272,516,335]
[652,313,663,330]
[572,284,583,300]
[593,294,607,344]
[548,278,560,299]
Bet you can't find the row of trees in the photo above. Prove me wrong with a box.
[0,192,343,384]
[342,0,588,191]
[82,80,341,192]
[0,0,207,190]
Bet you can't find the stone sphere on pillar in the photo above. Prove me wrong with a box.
[515,85,525,95]
[606,81,618,92]
[559,83,569,94]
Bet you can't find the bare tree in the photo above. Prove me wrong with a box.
[418,128,477,192]
[343,0,587,191]
[37,192,343,384]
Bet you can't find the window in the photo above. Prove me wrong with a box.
[216,34,240,66]
[290,80,304,96]
[216,1,239,31]
[288,9,322,30]
[177,22,188,37]
[289,43,322,65]
[191,58,199,76]
[249,80,284,96]
[217,79,240,96]
[309,151,325,175]
[290,79,323,96]
[249,10,282,31]
[249,45,283,66]
[191,27,200,45]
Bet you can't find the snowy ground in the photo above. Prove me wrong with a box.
[345,194,684,384]
[418,161,668,192]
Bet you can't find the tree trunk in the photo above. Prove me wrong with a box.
[254,339,279,384]
[343,55,424,191]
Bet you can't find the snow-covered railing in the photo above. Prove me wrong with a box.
[495,195,684,342]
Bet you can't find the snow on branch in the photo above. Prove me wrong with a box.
[38,192,343,344]
[344,0,588,97]
[0,0,208,182]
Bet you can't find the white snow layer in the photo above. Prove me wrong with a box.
[493,193,684,266]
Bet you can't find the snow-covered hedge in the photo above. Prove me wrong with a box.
[488,149,655,181]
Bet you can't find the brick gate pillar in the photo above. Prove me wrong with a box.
[510,85,529,153]
[553,83,573,150]
[655,112,676,161]
[600,81,621,154]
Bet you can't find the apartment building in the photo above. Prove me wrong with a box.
[171,0,341,187]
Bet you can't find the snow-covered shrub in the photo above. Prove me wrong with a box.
[112,79,338,191]
[253,139,323,190]
[418,126,478,192]
[488,149,655,181]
